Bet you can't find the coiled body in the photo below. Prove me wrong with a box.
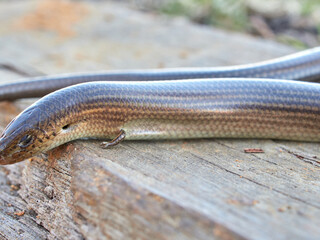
[1,47,320,100]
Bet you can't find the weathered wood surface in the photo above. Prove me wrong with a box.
[0,1,319,239]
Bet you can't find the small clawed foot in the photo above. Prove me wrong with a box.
[100,129,126,149]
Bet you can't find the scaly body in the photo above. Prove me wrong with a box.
[1,47,320,164]
[1,47,320,100]
[1,79,320,165]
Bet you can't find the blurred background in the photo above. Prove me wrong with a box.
[134,0,320,48]
[0,1,320,239]
[0,0,319,79]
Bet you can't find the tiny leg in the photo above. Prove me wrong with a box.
[100,129,126,149]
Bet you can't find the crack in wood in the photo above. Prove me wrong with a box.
[0,62,43,77]
[280,147,320,167]
[0,231,9,240]
[188,152,320,210]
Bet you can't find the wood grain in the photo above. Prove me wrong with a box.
[0,1,319,239]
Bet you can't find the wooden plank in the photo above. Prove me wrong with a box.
[0,142,49,239]
[0,1,319,239]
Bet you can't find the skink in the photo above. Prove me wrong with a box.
[1,48,320,165]
[1,47,320,101]
[0,78,320,165]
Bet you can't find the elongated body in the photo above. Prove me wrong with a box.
[1,79,320,164]
[1,47,320,100]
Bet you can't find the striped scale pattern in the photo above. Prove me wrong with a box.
[1,78,320,164]
[1,47,320,101]
[29,79,320,142]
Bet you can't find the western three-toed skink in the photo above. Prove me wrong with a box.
[1,47,320,164]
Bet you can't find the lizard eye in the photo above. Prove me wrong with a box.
[18,135,34,148]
